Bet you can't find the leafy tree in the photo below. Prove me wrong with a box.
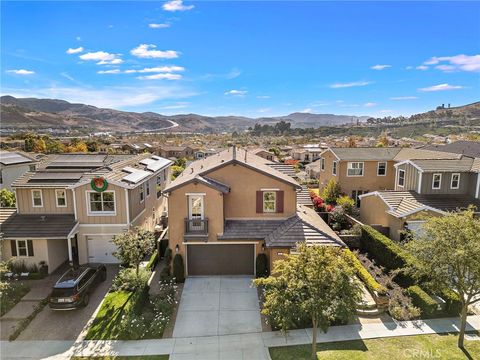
[336,195,355,214]
[0,189,16,207]
[33,138,46,153]
[254,243,361,359]
[24,134,36,152]
[174,157,187,168]
[171,165,184,180]
[321,179,341,205]
[86,140,99,152]
[45,139,65,154]
[113,227,155,277]
[347,136,357,148]
[405,208,480,349]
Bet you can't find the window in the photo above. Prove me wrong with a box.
[377,162,387,176]
[432,173,442,190]
[450,173,460,189]
[32,190,43,207]
[29,164,36,172]
[263,191,276,213]
[10,240,34,257]
[55,189,67,207]
[146,181,150,197]
[398,169,405,187]
[140,183,145,202]
[332,161,337,176]
[351,190,367,208]
[320,158,325,171]
[347,162,364,176]
[88,191,115,214]
[156,175,163,198]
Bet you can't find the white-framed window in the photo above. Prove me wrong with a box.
[31,189,43,207]
[11,239,34,257]
[263,191,276,213]
[450,173,460,189]
[146,181,150,197]
[332,161,337,176]
[377,162,387,176]
[320,158,325,171]
[432,173,442,190]
[156,175,163,199]
[55,189,67,207]
[87,190,116,215]
[140,183,145,202]
[347,162,364,176]
[398,169,405,187]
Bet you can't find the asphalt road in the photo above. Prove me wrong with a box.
[17,265,118,341]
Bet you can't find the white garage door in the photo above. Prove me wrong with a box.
[87,235,119,263]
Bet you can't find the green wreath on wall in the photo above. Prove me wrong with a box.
[91,177,108,192]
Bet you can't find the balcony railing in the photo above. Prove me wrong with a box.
[184,218,209,238]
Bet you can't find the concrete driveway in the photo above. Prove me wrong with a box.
[17,265,118,341]
[173,276,262,338]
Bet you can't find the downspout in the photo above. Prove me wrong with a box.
[72,188,77,221]
[417,170,422,194]
[476,172,480,199]
[125,188,131,226]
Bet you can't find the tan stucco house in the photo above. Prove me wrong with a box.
[1,153,172,273]
[164,147,344,276]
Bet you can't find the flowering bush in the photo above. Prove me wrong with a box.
[325,204,334,212]
[112,268,150,291]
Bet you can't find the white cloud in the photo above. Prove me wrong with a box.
[149,23,170,29]
[224,89,247,96]
[256,95,271,99]
[2,85,195,109]
[79,51,123,65]
[6,69,35,75]
[127,66,185,73]
[311,101,328,107]
[163,0,194,12]
[257,108,271,113]
[76,36,81,41]
[390,96,419,100]
[363,102,377,107]
[130,44,179,59]
[416,65,428,71]
[66,47,84,54]
[98,69,121,74]
[162,102,189,109]
[418,83,464,92]
[329,81,371,89]
[405,66,414,70]
[425,54,480,72]
[371,64,391,70]
[300,108,313,113]
[137,73,182,80]
[379,109,393,114]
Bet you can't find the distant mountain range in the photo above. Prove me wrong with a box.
[0,96,369,133]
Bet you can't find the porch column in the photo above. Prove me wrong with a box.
[67,236,73,264]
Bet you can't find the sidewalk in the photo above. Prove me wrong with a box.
[1,315,479,360]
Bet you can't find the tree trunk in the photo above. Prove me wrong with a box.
[458,303,468,348]
[311,317,317,360]
[136,263,139,277]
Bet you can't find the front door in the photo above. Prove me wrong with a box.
[188,195,204,231]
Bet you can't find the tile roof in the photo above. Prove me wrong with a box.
[164,147,300,193]
[218,205,344,248]
[393,148,462,161]
[0,151,36,166]
[297,185,314,206]
[1,213,77,239]
[328,147,401,161]
[423,141,480,158]
[0,208,17,224]
[410,158,474,172]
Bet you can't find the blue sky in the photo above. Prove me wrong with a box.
[1,1,479,118]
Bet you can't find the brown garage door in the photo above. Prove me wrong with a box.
[187,244,255,276]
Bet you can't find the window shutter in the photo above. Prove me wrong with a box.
[27,240,34,257]
[11,240,17,256]
[256,191,263,213]
[276,191,284,213]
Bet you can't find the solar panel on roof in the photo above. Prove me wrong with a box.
[140,158,156,166]
[0,152,32,165]
[30,172,83,181]
[147,158,171,172]
[123,169,151,184]
[122,166,137,173]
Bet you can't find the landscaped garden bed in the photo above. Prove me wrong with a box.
[0,281,30,316]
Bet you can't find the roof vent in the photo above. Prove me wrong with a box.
[40,215,46,222]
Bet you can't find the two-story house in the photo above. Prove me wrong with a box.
[359,149,480,241]
[0,151,37,191]
[318,147,401,206]
[164,147,345,277]
[1,153,172,273]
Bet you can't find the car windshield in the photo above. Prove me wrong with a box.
[55,267,88,287]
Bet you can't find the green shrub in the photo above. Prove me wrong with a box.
[172,254,185,283]
[255,253,269,278]
[330,206,349,231]
[344,250,387,295]
[440,289,462,316]
[159,239,168,258]
[131,285,150,315]
[360,225,417,287]
[406,286,438,318]
[336,196,355,214]
[164,248,173,265]
[321,179,341,205]
[112,268,150,291]
[159,265,171,281]
[146,250,159,271]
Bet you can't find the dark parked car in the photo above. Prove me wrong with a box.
[49,264,107,310]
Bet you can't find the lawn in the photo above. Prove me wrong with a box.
[72,356,168,360]
[0,282,30,316]
[269,333,480,360]
[85,291,134,340]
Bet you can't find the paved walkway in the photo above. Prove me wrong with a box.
[2,315,479,360]
[173,277,262,338]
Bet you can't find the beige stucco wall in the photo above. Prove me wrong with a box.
[359,195,391,227]
[206,163,297,219]
[16,188,75,215]
[74,182,128,224]
[46,239,69,272]
[318,150,338,190]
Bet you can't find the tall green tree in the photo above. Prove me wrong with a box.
[112,227,155,276]
[321,179,341,204]
[254,243,361,359]
[406,208,480,348]
[0,189,16,207]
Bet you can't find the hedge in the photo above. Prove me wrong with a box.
[173,254,185,283]
[440,289,463,316]
[406,285,438,318]
[255,253,269,278]
[344,249,387,295]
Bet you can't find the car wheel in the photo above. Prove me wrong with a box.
[83,294,89,307]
